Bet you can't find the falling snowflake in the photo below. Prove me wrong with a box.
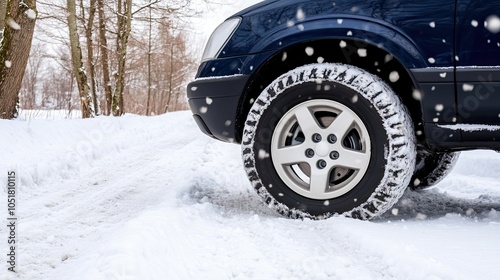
[351,95,358,103]
[389,71,400,83]
[258,149,269,159]
[296,8,305,21]
[391,208,399,216]
[357,48,367,57]
[463,83,474,92]
[412,89,422,101]
[485,15,500,33]
[305,47,314,56]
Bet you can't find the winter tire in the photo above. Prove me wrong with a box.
[410,151,460,191]
[242,63,416,220]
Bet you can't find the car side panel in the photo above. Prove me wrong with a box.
[456,1,500,67]
[453,1,500,144]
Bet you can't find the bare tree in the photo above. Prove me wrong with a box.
[20,42,44,109]
[145,5,153,116]
[111,0,132,116]
[97,0,112,115]
[15,0,200,117]
[66,0,93,118]
[81,0,99,115]
[0,0,37,119]
[42,48,77,111]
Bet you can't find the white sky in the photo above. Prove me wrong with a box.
[189,0,263,57]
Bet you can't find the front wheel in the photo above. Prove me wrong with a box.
[242,63,416,220]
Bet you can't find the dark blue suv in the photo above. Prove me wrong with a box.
[187,0,500,220]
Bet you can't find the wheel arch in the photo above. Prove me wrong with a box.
[246,17,427,69]
[236,37,425,144]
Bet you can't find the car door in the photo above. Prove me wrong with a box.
[455,1,500,137]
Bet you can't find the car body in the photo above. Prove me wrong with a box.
[187,0,500,219]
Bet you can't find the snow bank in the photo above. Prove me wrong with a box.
[0,113,184,192]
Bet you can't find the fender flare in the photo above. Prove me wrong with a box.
[245,16,428,69]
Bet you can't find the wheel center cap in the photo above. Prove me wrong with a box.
[315,142,330,157]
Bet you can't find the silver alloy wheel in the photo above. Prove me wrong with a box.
[271,99,371,200]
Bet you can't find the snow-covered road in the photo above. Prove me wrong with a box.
[1,111,500,280]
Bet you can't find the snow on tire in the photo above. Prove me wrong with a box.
[241,63,416,220]
[410,151,460,191]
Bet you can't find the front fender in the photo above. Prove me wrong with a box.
[228,16,427,69]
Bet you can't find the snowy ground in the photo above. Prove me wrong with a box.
[1,111,500,280]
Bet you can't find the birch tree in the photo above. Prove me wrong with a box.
[81,0,99,115]
[111,0,132,116]
[66,0,93,118]
[0,0,37,119]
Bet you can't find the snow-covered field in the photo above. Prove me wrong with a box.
[1,111,500,280]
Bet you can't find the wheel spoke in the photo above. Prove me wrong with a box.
[272,145,306,165]
[294,106,320,136]
[327,110,356,139]
[270,99,373,200]
[336,148,370,170]
[309,167,331,197]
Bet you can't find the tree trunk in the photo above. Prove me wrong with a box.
[85,0,99,115]
[164,38,175,113]
[112,0,132,116]
[67,0,93,118]
[0,0,7,32]
[97,0,112,116]
[146,6,152,116]
[0,0,37,119]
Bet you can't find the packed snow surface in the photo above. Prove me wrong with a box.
[1,111,500,280]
